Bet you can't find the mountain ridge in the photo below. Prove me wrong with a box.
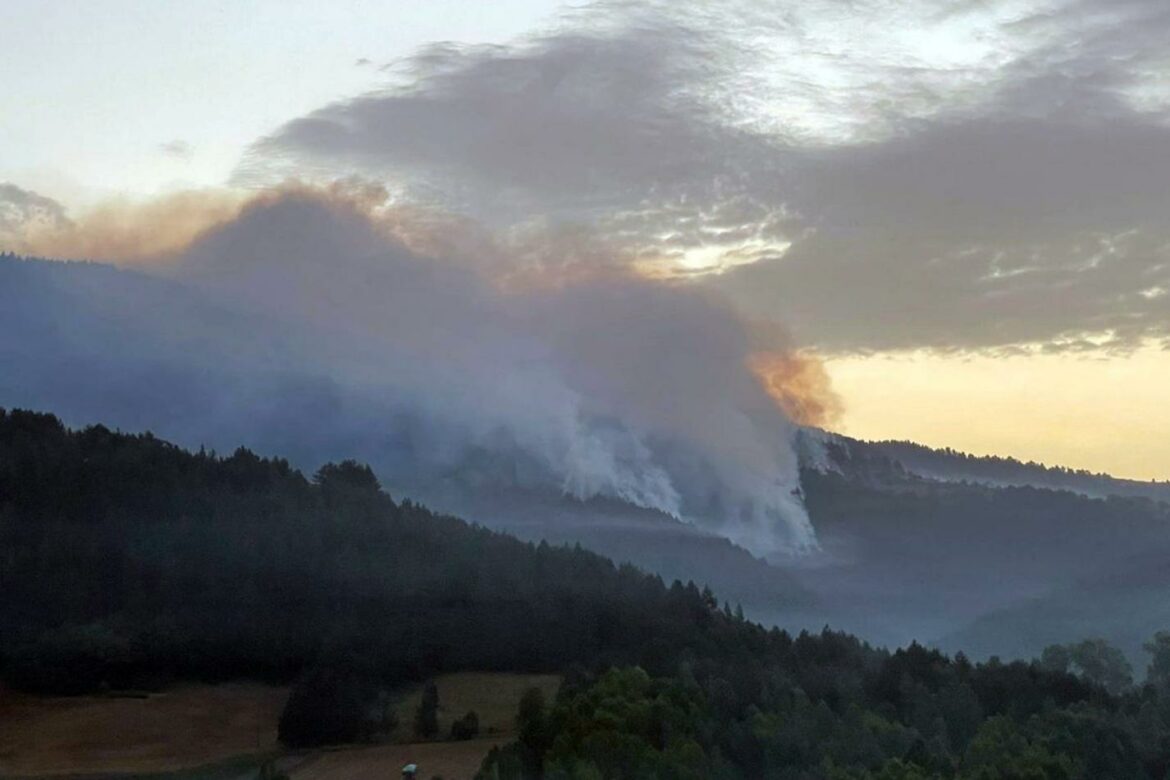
[798,426,1170,504]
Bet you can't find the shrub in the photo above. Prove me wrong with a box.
[278,666,378,748]
[451,710,480,740]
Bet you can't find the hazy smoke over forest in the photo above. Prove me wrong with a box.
[2,182,837,555]
[6,0,1170,554]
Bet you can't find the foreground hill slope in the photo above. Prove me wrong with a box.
[0,408,769,694]
[6,409,1170,777]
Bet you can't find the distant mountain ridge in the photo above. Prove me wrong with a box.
[872,438,1170,502]
[798,427,1170,504]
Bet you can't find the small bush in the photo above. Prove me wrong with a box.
[450,710,480,740]
[278,666,378,748]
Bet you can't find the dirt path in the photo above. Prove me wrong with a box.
[285,737,504,780]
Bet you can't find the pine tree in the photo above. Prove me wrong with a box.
[414,681,440,739]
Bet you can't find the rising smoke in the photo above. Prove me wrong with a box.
[2,181,835,555]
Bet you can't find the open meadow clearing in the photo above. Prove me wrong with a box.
[0,673,559,779]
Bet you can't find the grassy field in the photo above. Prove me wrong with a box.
[286,672,562,780]
[286,737,502,780]
[0,683,286,778]
[386,672,561,741]
[0,673,559,780]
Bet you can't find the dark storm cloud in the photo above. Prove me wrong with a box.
[236,0,1170,353]
[236,17,773,220]
[720,0,1170,351]
[721,116,1170,352]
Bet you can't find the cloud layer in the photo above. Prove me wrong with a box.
[239,0,1170,353]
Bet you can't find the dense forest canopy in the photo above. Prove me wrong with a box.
[0,408,752,691]
[5,408,1170,778]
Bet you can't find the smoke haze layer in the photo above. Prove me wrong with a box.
[2,183,834,555]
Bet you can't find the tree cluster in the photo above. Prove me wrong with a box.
[482,639,1170,779]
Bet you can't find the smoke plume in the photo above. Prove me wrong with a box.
[748,351,843,428]
[2,182,836,555]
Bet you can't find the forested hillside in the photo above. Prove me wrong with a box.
[781,440,1170,663]
[5,409,1170,778]
[0,408,754,694]
[869,438,1170,503]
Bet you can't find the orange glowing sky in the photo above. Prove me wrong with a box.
[826,347,1170,481]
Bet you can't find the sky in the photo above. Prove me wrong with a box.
[4,0,1170,479]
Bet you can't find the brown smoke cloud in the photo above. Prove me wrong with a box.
[19,189,245,265]
[10,180,401,266]
[747,350,843,428]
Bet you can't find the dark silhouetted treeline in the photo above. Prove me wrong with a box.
[0,408,767,695]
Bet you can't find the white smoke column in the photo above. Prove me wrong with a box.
[521,277,817,552]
